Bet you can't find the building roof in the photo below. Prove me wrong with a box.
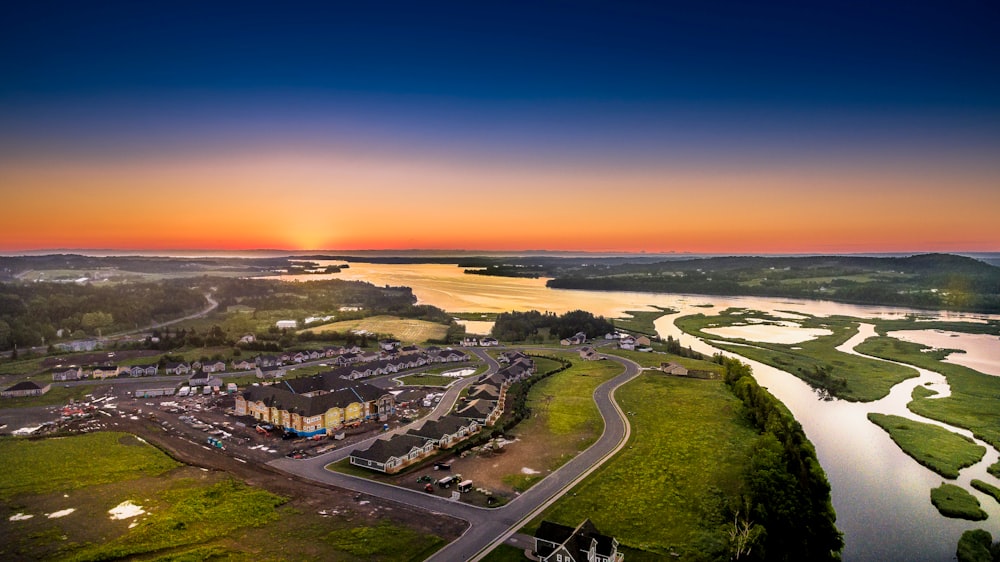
[408,415,473,440]
[351,434,431,464]
[242,381,388,417]
[4,380,45,392]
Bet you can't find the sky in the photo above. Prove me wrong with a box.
[2,1,999,254]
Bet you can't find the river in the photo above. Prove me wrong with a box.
[280,261,1000,561]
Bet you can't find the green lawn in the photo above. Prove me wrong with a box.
[0,432,179,500]
[676,310,918,401]
[530,373,758,559]
[867,414,985,479]
[931,483,988,520]
[603,348,723,375]
[480,544,528,561]
[856,335,1000,450]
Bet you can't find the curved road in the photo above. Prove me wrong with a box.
[268,350,642,561]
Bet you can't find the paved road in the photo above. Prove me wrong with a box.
[268,350,642,561]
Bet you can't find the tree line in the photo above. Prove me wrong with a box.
[717,355,844,561]
[490,309,615,343]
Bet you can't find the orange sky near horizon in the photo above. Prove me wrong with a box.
[3,150,998,254]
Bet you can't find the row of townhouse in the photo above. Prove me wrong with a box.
[51,359,228,381]
[254,349,469,381]
[454,351,536,427]
[351,353,537,474]
[234,379,396,437]
[232,344,458,372]
[350,414,481,473]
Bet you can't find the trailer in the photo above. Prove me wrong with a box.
[457,480,473,493]
[437,475,460,489]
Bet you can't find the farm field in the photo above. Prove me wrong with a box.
[304,315,449,343]
[527,372,758,560]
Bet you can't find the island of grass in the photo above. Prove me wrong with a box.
[867,413,985,479]
[957,529,1000,562]
[612,306,676,337]
[856,334,1000,451]
[676,309,917,401]
[931,483,988,520]
[971,479,1000,506]
[0,431,450,561]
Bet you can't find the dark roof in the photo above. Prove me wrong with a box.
[242,382,388,417]
[351,434,431,463]
[5,381,45,392]
[408,415,472,440]
[455,399,495,421]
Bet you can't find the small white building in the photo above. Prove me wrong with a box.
[275,320,297,329]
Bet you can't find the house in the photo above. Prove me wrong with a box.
[275,320,297,330]
[51,366,83,381]
[88,365,119,380]
[455,398,502,426]
[257,354,283,367]
[534,519,623,562]
[232,359,257,371]
[560,332,587,346]
[128,364,159,377]
[462,336,479,347]
[604,332,620,340]
[660,362,689,376]
[2,381,51,398]
[579,347,601,361]
[349,434,436,473]
[634,336,652,347]
[379,339,401,352]
[256,365,288,379]
[435,349,468,363]
[165,362,191,375]
[407,415,480,449]
[399,345,420,355]
[238,334,256,344]
[480,337,499,346]
[618,335,636,350]
[202,360,227,373]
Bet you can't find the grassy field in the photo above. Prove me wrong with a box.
[991,462,1000,479]
[613,307,675,336]
[855,336,1000,450]
[305,315,449,343]
[971,479,1000,506]
[867,414,986,479]
[0,432,179,500]
[529,373,758,560]
[931,483,988,520]
[676,310,918,401]
[604,348,724,376]
[481,544,528,561]
[1,432,449,561]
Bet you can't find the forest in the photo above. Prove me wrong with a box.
[489,309,615,343]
